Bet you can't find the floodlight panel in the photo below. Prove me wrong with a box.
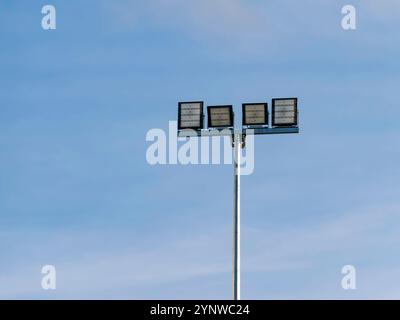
[243,103,268,126]
[272,98,298,127]
[208,106,234,128]
[178,101,204,130]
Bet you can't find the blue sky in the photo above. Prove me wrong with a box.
[1,0,400,299]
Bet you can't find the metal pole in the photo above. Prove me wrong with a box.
[233,133,241,300]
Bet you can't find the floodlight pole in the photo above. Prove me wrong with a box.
[233,133,241,300]
[178,101,299,301]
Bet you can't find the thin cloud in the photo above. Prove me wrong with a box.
[104,0,268,44]
[1,202,399,298]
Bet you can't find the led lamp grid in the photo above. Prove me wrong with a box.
[208,105,234,128]
[272,98,298,127]
[178,101,204,130]
[242,103,268,126]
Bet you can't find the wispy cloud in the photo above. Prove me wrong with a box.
[102,0,400,59]
[104,0,268,45]
[1,202,399,298]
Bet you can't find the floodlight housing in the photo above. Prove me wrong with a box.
[272,98,298,127]
[178,101,204,130]
[208,105,234,129]
[242,103,269,126]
